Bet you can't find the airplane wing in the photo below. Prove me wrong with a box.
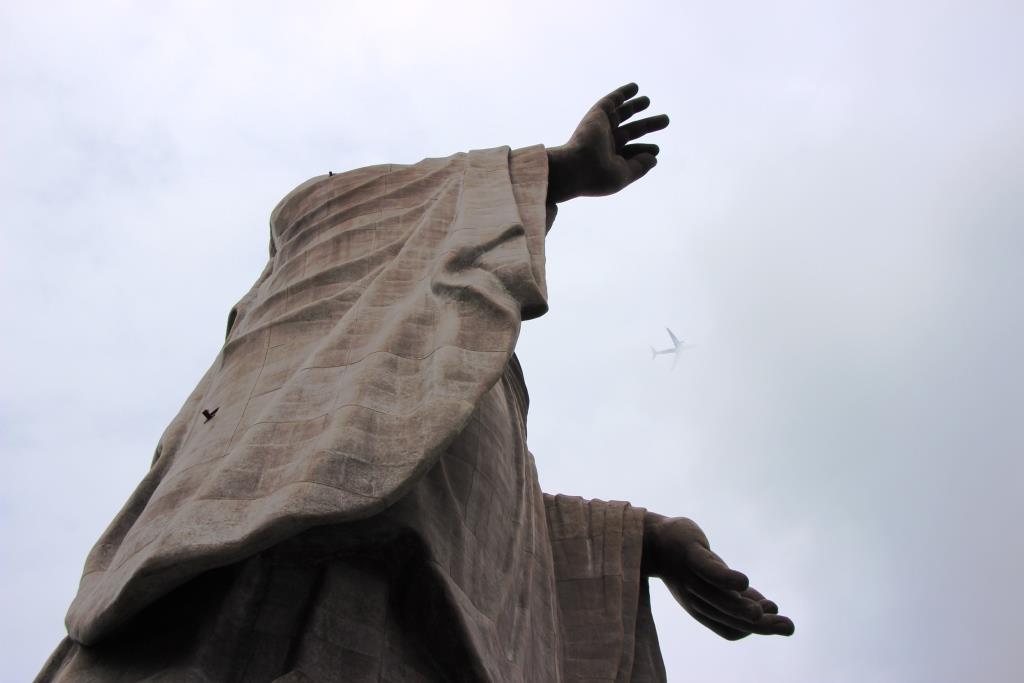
[666,327,681,347]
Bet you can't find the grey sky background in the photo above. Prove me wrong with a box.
[2,1,1021,681]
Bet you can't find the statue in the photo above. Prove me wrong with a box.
[37,84,793,682]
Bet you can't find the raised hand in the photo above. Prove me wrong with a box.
[642,514,795,640]
[547,83,669,204]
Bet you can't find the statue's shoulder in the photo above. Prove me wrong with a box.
[267,153,476,252]
[270,153,472,227]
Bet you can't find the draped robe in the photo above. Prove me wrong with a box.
[38,146,667,682]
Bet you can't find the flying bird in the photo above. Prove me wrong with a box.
[202,408,219,423]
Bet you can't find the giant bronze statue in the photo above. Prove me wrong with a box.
[38,84,793,682]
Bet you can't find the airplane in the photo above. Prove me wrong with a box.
[650,328,690,368]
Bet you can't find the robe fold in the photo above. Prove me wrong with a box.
[39,146,667,682]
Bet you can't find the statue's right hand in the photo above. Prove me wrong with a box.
[546,83,669,204]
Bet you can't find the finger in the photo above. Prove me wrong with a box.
[753,613,795,636]
[766,614,795,636]
[742,586,766,600]
[621,143,659,158]
[741,587,778,614]
[692,593,793,636]
[689,594,795,637]
[682,603,750,641]
[597,82,640,114]
[685,575,763,622]
[615,95,650,123]
[626,153,657,182]
[616,114,670,145]
[690,546,749,592]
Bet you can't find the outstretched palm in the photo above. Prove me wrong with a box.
[547,83,670,203]
[643,515,795,640]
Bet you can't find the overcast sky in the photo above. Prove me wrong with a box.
[2,1,1022,681]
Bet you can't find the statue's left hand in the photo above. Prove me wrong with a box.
[546,83,669,203]
[642,514,795,640]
